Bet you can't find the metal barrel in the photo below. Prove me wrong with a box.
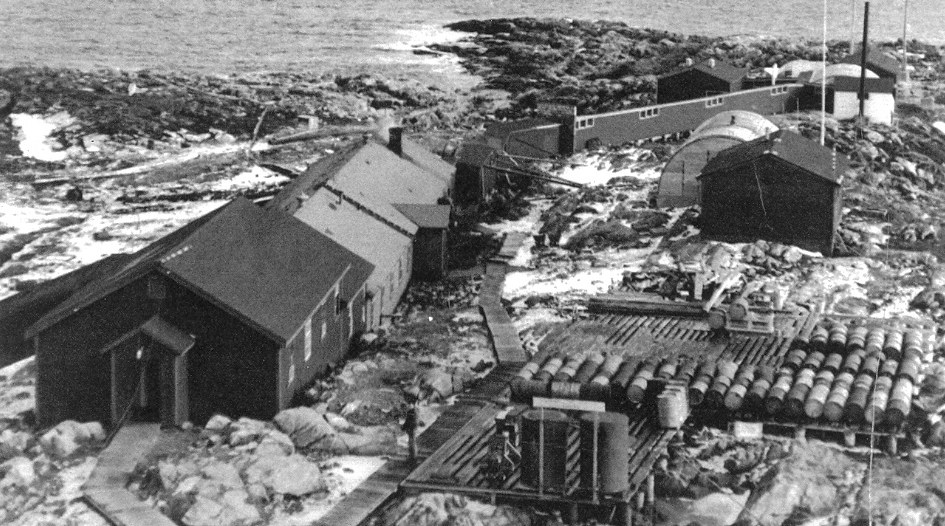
[579,412,630,495]
[706,361,739,408]
[655,358,679,381]
[810,324,830,352]
[844,373,875,424]
[846,325,868,353]
[879,359,899,379]
[765,373,794,415]
[590,355,624,386]
[534,354,565,383]
[626,360,658,404]
[573,353,606,384]
[550,381,583,399]
[897,355,921,384]
[673,359,699,384]
[885,378,914,427]
[860,354,882,378]
[521,409,571,490]
[784,348,807,371]
[745,365,775,411]
[864,376,893,425]
[610,358,641,391]
[805,383,832,420]
[824,372,855,422]
[657,385,689,428]
[823,353,844,375]
[903,330,924,358]
[724,365,756,412]
[554,355,586,382]
[784,369,816,417]
[688,362,717,407]
[828,322,849,354]
[883,329,904,361]
[511,378,550,402]
[579,383,613,402]
[842,349,865,375]
[516,361,542,381]
[802,351,825,371]
[865,327,886,355]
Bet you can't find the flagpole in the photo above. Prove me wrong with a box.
[902,0,910,83]
[821,0,827,146]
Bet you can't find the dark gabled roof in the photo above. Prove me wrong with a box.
[27,198,374,343]
[840,46,901,77]
[26,206,225,338]
[698,130,847,185]
[832,76,896,93]
[456,142,497,167]
[660,59,750,84]
[159,198,372,342]
[393,204,451,229]
[485,118,559,140]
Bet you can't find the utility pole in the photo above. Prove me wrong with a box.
[858,1,870,119]
[902,0,910,83]
[821,0,827,146]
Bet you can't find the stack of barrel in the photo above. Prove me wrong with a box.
[511,350,694,407]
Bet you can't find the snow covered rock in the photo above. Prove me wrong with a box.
[228,417,268,446]
[182,490,260,526]
[1,456,36,488]
[422,369,455,398]
[201,461,244,490]
[39,424,79,458]
[0,429,32,460]
[273,407,335,449]
[254,430,294,457]
[243,454,325,497]
[204,414,232,432]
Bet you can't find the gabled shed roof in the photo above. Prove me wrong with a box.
[698,130,848,185]
[840,46,901,78]
[393,204,451,230]
[661,59,749,84]
[27,198,374,343]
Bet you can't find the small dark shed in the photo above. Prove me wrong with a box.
[840,46,902,81]
[657,59,750,103]
[26,198,373,429]
[454,142,499,205]
[697,131,848,255]
[394,204,451,280]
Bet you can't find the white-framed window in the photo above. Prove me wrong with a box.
[770,86,789,95]
[639,107,660,119]
[321,321,327,340]
[705,97,724,108]
[574,118,596,130]
[288,361,295,386]
[304,318,312,361]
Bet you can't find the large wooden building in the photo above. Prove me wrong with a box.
[26,198,373,428]
[697,130,848,255]
[657,58,750,104]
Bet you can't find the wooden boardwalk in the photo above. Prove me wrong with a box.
[478,232,530,365]
[83,424,177,526]
[313,459,413,526]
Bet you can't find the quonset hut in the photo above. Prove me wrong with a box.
[656,111,778,208]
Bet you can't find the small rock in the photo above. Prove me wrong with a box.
[244,454,325,497]
[0,456,36,488]
[204,414,232,432]
[273,407,336,449]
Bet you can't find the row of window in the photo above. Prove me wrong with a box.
[770,86,790,95]
[291,283,343,386]
[639,107,660,120]
[705,97,725,108]
[575,118,595,129]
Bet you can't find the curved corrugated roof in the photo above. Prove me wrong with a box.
[782,60,819,77]
[692,111,778,137]
[809,63,879,84]
[657,112,779,208]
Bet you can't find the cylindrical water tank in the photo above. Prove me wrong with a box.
[579,412,630,495]
[521,409,571,490]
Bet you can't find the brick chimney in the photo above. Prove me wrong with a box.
[388,126,403,156]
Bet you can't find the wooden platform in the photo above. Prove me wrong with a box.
[479,260,528,364]
[313,459,413,526]
[401,404,677,508]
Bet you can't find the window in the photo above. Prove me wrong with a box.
[705,97,724,108]
[288,361,295,386]
[574,118,596,130]
[770,86,789,95]
[639,107,660,119]
[336,296,347,317]
[321,321,327,340]
[304,318,312,361]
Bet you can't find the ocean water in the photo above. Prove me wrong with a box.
[0,0,941,83]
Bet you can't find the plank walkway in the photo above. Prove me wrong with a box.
[83,423,177,526]
[313,459,413,526]
[478,233,530,365]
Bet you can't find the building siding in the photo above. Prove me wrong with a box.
[413,228,448,280]
[657,69,739,104]
[699,156,837,255]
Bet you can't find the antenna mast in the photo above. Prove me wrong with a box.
[821,0,827,146]
[858,1,870,119]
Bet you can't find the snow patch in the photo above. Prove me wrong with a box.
[555,148,660,186]
[9,112,75,162]
[210,165,290,192]
[933,121,945,136]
